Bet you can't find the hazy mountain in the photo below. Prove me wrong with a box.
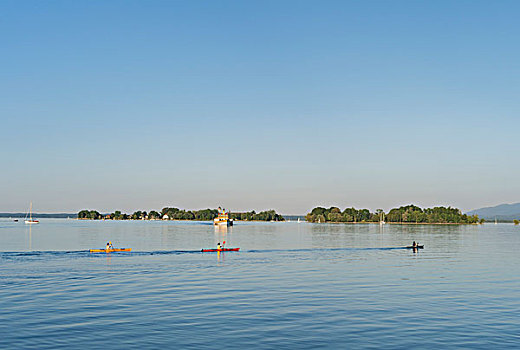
[467,203,520,221]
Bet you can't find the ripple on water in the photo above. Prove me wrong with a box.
[1,222,520,349]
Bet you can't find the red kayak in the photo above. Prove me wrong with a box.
[201,248,240,252]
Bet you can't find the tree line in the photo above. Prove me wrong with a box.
[306,204,482,224]
[230,210,284,221]
[78,208,284,221]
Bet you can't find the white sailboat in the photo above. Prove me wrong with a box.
[25,202,39,224]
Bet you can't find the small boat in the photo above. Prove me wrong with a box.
[89,248,132,253]
[201,248,240,252]
[406,245,424,249]
[25,202,39,224]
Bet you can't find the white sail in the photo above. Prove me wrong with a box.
[25,202,39,224]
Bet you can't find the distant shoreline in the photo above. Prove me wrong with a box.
[0,213,74,218]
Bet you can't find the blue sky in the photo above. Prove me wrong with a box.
[1,0,519,214]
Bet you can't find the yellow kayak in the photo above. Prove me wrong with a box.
[89,248,132,253]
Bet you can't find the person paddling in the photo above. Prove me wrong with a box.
[106,241,113,251]
[412,241,417,248]
[217,242,222,250]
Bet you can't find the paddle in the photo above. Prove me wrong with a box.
[222,240,226,248]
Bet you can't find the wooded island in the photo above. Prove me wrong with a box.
[306,205,482,224]
[78,207,284,221]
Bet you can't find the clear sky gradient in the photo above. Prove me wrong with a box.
[1,0,519,214]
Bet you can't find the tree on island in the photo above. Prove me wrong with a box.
[131,211,147,220]
[231,210,284,221]
[148,211,161,220]
[306,207,379,223]
[110,210,127,220]
[78,210,102,220]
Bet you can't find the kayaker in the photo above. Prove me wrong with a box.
[412,241,417,248]
[217,242,222,250]
[106,242,111,250]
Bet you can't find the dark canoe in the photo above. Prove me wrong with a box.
[201,248,240,252]
[405,245,424,249]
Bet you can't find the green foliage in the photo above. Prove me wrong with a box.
[306,206,377,223]
[131,211,146,220]
[231,210,255,221]
[111,210,127,220]
[231,210,284,221]
[77,210,102,220]
[148,211,160,219]
[514,219,519,225]
[306,204,480,224]
[193,209,219,221]
[160,207,219,220]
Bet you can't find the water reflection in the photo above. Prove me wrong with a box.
[215,225,233,247]
[29,224,32,250]
[215,225,231,235]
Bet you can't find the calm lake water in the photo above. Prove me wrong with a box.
[1,219,519,349]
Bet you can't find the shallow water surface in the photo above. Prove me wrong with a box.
[1,220,519,349]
